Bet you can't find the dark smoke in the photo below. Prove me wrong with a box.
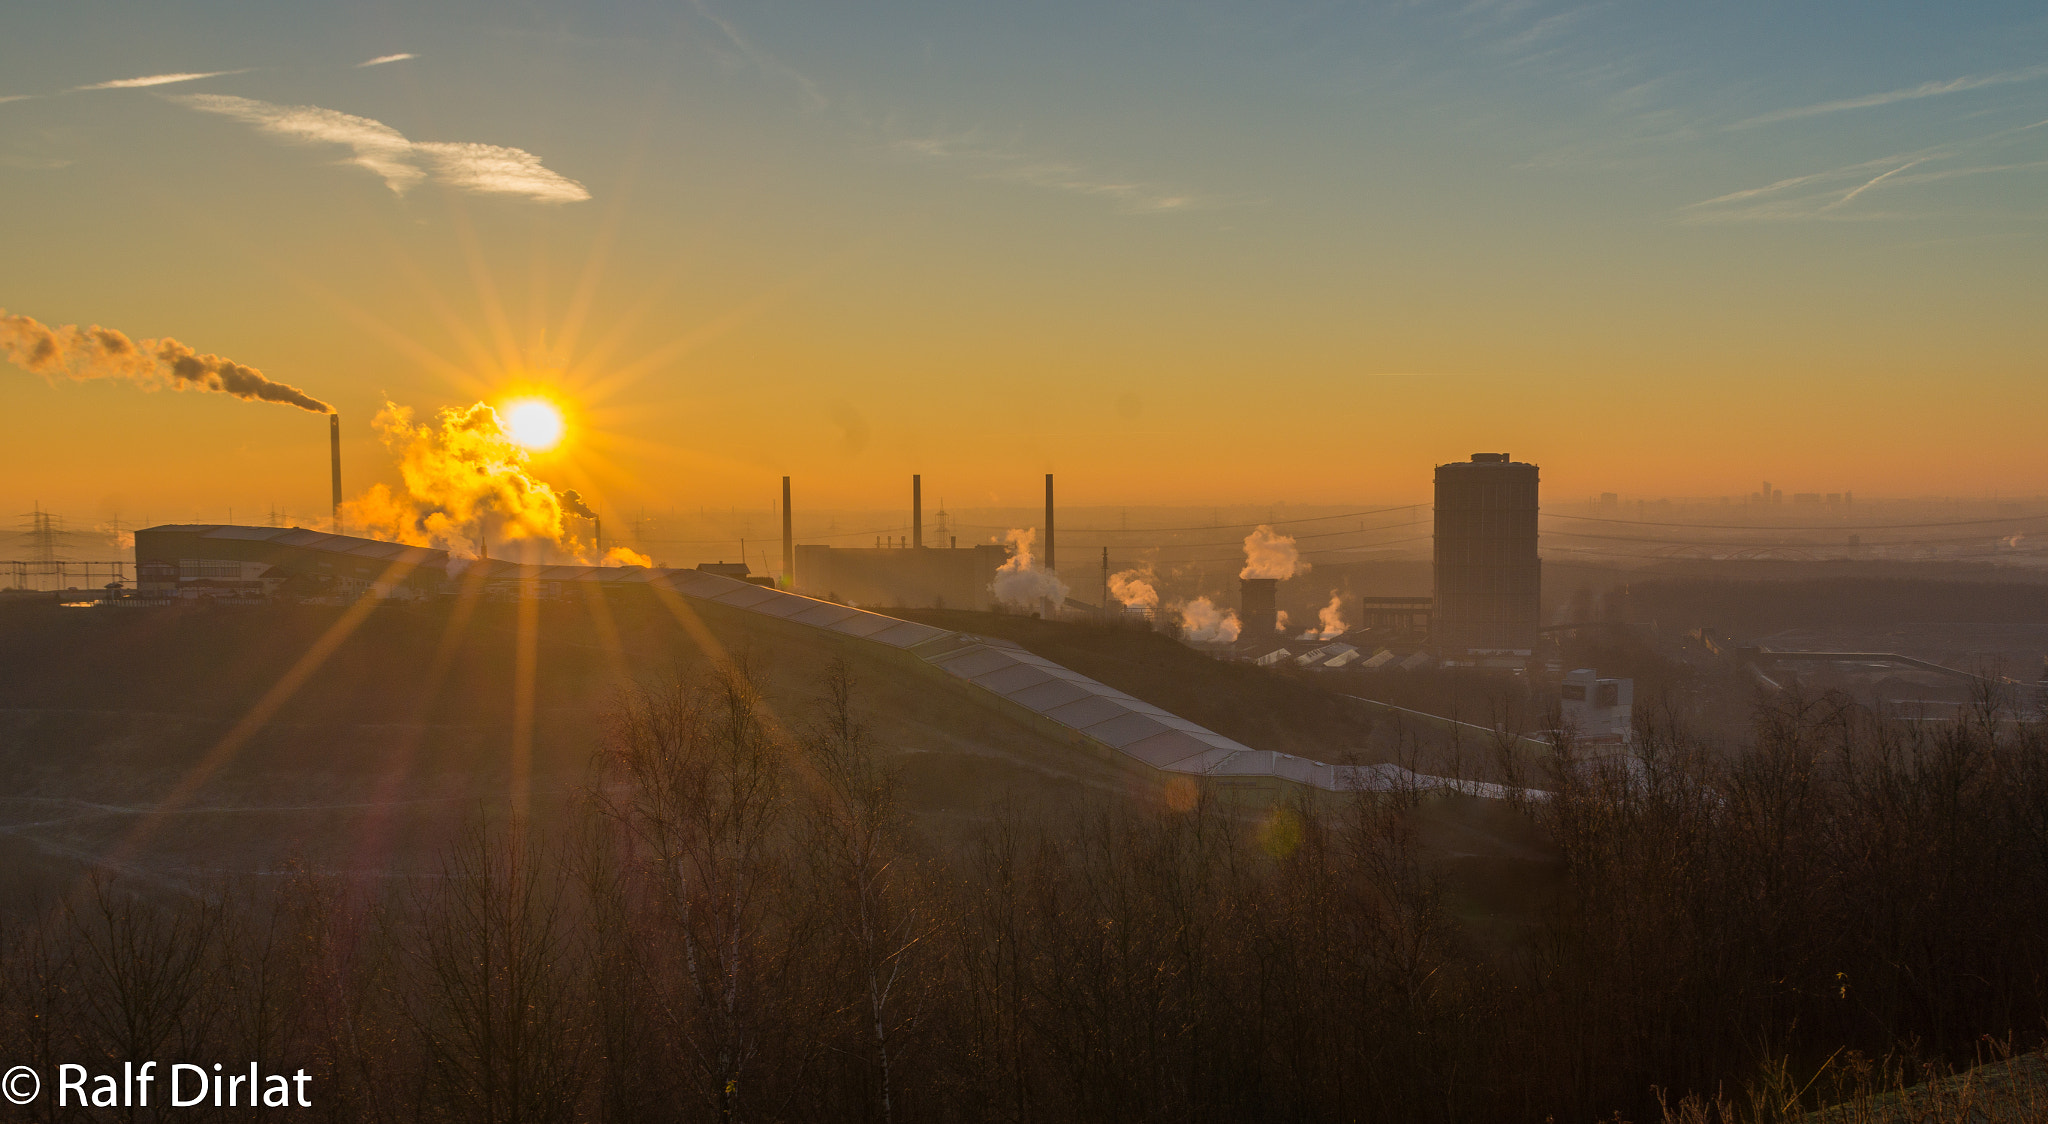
[1,308,332,414]
[558,489,597,519]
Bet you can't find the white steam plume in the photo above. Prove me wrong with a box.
[342,400,595,559]
[1108,568,1160,609]
[1,308,331,412]
[1240,525,1308,580]
[1299,593,1347,640]
[1176,597,1241,643]
[1275,610,1290,633]
[992,527,1069,610]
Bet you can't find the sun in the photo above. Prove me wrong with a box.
[502,398,566,452]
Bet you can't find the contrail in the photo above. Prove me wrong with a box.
[0,308,331,413]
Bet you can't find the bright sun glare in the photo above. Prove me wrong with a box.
[503,399,565,451]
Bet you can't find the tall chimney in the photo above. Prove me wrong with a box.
[781,476,794,588]
[912,475,923,549]
[330,414,343,533]
[1044,473,1055,573]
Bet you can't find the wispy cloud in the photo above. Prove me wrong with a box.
[72,70,243,92]
[0,95,36,105]
[174,93,590,203]
[1731,64,2048,129]
[1681,118,2048,225]
[893,130,1216,214]
[691,0,826,110]
[357,53,416,68]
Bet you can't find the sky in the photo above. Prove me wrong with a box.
[4,0,2047,534]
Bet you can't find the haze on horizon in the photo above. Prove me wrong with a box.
[3,1,2046,526]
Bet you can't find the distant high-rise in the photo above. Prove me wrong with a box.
[1432,453,1540,655]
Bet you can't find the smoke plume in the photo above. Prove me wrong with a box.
[1108,568,1160,609]
[1,309,331,413]
[604,546,656,568]
[558,489,597,519]
[1240,525,1308,580]
[992,528,1069,610]
[1176,597,1241,643]
[1275,610,1291,633]
[341,401,591,558]
[1299,593,1347,640]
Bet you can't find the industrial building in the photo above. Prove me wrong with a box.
[792,543,1009,610]
[133,524,673,601]
[1432,453,1541,656]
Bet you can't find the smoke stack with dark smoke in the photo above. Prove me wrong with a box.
[2,309,331,413]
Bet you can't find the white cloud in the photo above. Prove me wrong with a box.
[1731,64,2048,129]
[892,130,1214,214]
[73,70,243,91]
[174,93,589,203]
[357,53,417,68]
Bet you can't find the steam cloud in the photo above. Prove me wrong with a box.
[992,528,1069,610]
[1275,610,1291,633]
[1240,525,1308,580]
[1176,597,1242,643]
[1300,593,1347,640]
[605,546,656,568]
[1,309,331,413]
[1108,568,1160,609]
[341,401,593,559]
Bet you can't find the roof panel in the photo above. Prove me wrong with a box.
[1122,731,1221,769]
[1007,678,1094,711]
[971,663,1059,697]
[788,603,862,628]
[1079,712,1177,749]
[870,621,948,648]
[711,585,782,608]
[929,647,1022,679]
[827,613,897,639]
[204,525,287,541]
[1042,695,1134,729]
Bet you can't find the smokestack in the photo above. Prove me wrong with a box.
[1044,473,1055,574]
[1241,577,1279,639]
[912,475,923,549]
[781,476,793,588]
[330,414,343,532]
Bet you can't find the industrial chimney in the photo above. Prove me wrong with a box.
[1043,473,1055,573]
[329,414,343,533]
[1240,577,1279,638]
[781,476,794,588]
[912,475,923,549]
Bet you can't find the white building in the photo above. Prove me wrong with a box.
[1560,668,1633,742]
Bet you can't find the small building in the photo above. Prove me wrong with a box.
[1560,667,1633,742]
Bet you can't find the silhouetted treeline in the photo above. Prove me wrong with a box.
[4,667,2047,1122]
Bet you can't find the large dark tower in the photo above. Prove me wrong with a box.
[1432,453,1540,655]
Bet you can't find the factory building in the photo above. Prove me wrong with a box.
[792,543,1009,610]
[134,524,667,602]
[1432,453,1541,656]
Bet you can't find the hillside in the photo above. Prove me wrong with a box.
[0,591,1150,897]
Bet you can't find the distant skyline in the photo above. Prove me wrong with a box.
[4,1,2047,525]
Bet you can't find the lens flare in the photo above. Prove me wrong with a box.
[503,398,565,451]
